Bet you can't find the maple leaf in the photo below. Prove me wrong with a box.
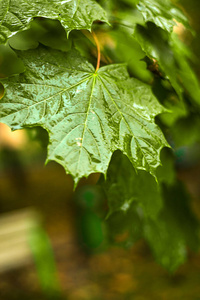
[0,46,168,185]
[102,152,200,272]
[134,24,200,106]
[137,0,189,32]
[101,151,163,219]
[0,0,108,44]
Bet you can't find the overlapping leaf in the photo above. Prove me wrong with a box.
[99,0,188,33]
[0,46,168,184]
[0,0,108,44]
[111,28,152,82]
[102,151,163,219]
[136,0,189,32]
[134,24,200,105]
[102,152,200,271]
[144,182,200,272]
[9,19,73,52]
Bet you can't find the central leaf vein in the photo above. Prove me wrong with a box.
[76,74,97,174]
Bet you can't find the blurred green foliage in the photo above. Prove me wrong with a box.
[0,0,200,277]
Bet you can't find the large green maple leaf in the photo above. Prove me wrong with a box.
[0,0,108,44]
[0,46,168,184]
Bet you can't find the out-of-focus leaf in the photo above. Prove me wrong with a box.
[102,152,200,271]
[98,0,139,13]
[29,227,61,295]
[145,183,199,272]
[171,115,200,148]
[0,44,25,78]
[9,19,72,52]
[110,6,144,32]
[111,29,152,82]
[136,0,189,32]
[101,151,163,246]
[134,24,200,106]
[171,33,200,106]
[162,182,200,252]
[106,202,143,246]
[159,95,188,127]
[134,24,183,99]
[156,148,175,185]
[78,211,104,249]
[102,152,163,220]
[0,46,168,185]
[144,214,187,272]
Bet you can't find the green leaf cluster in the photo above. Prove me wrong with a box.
[0,0,200,271]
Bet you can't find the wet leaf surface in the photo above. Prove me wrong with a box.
[0,46,168,184]
[0,0,108,44]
